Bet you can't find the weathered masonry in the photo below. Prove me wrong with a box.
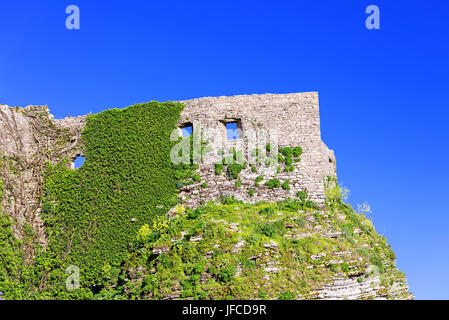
[176,92,336,207]
[0,92,335,245]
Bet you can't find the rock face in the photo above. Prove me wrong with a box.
[0,104,85,253]
[125,202,414,300]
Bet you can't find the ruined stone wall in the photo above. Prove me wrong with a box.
[0,92,336,245]
[177,92,336,207]
[0,104,85,252]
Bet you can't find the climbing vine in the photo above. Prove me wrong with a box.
[42,101,188,289]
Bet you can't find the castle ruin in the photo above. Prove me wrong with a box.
[176,92,336,206]
[0,92,335,244]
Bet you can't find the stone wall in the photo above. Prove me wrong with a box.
[0,105,85,255]
[0,92,336,245]
[177,92,336,207]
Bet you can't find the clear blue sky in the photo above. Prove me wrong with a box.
[1,1,448,299]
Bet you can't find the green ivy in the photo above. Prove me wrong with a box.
[42,101,188,289]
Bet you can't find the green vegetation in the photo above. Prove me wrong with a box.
[0,101,201,299]
[265,178,280,189]
[281,180,290,190]
[57,191,401,300]
[0,171,407,299]
[254,176,263,187]
[296,190,308,201]
[42,101,190,288]
[227,163,244,180]
[214,163,224,175]
[215,148,246,180]
[0,105,407,300]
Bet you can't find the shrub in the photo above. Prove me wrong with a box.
[370,255,385,274]
[296,190,308,201]
[293,146,303,157]
[279,147,293,158]
[185,262,206,275]
[240,257,256,269]
[258,207,274,215]
[281,180,290,190]
[235,180,242,188]
[294,217,307,227]
[136,224,151,243]
[192,174,201,182]
[254,176,263,186]
[257,223,276,237]
[252,148,260,157]
[220,196,241,205]
[201,182,208,188]
[302,200,320,210]
[257,221,283,237]
[157,254,173,268]
[265,179,280,189]
[214,163,224,175]
[173,204,186,215]
[247,189,255,197]
[187,208,203,219]
[227,163,243,179]
[279,291,294,300]
[218,265,235,282]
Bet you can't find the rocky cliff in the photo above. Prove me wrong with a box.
[120,192,413,300]
[0,98,413,300]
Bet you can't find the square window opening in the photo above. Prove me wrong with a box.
[225,121,242,140]
[180,123,193,137]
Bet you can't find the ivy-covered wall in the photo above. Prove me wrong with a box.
[42,101,187,286]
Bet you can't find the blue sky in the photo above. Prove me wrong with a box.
[1,1,448,299]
